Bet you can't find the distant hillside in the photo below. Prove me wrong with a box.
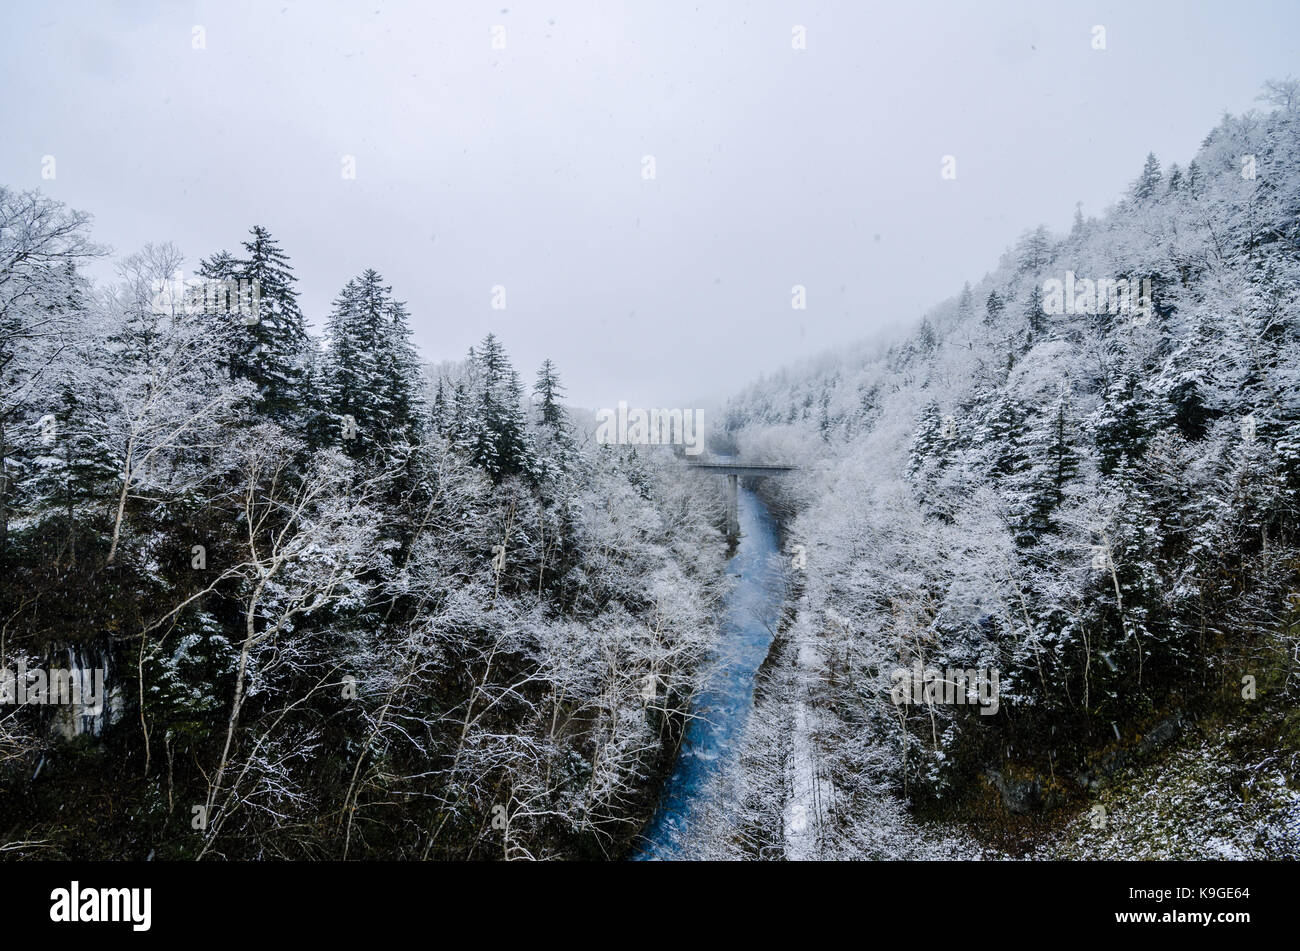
[700,85,1300,859]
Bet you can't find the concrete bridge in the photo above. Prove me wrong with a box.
[685,461,797,540]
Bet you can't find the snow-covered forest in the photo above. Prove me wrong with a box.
[0,200,728,858]
[684,86,1300,859]
[2,82,1298,862]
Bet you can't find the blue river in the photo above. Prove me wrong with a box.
[632,485,785,859]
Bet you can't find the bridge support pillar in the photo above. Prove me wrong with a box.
[726,473,739,540]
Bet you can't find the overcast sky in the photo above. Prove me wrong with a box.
[3,0,1297,409]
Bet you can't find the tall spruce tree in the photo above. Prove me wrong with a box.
[534,359,565,429]
[322,269,422,458]
[530,358,577,488]
[468,333,532,482]
[378,294,422,445]
[1013,395,1081,542]
[322,278,369,454]
[985,290,1005,326]
[1025,284,1047,340]
[1133,152,1163,201]
[199,226,312,431]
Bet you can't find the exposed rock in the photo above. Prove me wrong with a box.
[1074,711,1186,793]
[1137,713,1184,756]
[989,770,1043,814]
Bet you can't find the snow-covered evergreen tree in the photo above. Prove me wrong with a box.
[199,226,312,432]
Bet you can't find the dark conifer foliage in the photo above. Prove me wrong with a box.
[199,226,312,432]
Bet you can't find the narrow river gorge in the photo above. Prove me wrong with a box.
[633,486,786,860]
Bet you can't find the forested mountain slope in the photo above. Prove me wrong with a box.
[0,209,725,859]
[702,90,1300,858]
